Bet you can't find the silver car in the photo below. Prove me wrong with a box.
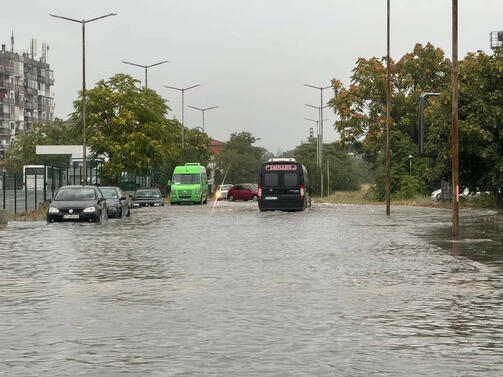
[215,184,234,200]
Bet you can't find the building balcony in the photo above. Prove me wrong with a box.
[0,80,14,90]
[0,64,15,75]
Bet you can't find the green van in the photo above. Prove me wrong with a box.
[169,163,209,204]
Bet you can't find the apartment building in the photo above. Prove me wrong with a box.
[0,42,54,160]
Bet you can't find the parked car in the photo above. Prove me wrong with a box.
[47,185,107,223]
[100,186,130,218]
[431,187,471,201]
[227,183,259,201]
[131,187,164,207]
[214,184,234,200]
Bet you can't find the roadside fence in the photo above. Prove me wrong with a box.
[0,164,162,214]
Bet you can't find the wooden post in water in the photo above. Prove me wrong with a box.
[451,0,459,238]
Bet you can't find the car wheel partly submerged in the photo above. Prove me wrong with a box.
[229,195,234,201]
[252,195,258,201]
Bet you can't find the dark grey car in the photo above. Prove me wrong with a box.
[131,187,164,208]
[100,186,130,218]
[47,185,108,223]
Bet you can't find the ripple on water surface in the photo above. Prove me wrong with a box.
[0,202,502,376]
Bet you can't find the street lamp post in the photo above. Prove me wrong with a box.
[164,84,200,147]
[188,105,218,133]
[50,12,117,186]
[408,154,413,175]
[122,60,170,88]
[305,117,328,165]
[306,104,329,197]
[304,84,331,165]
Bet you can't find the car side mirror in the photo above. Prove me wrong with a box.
[47,198,52,204]
[128,194,133,198]
[120,196,127,201]
[168,180,172,186]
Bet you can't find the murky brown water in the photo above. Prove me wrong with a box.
[1,201,502,376]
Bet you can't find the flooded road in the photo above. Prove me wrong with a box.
[1,201,502,376]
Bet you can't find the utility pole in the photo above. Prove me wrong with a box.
[164,84,200,147]
[452,0,459,238]
[50,12,117,186]
[188,105,218,133]
[385,0,392,216]
[122,60,170,88]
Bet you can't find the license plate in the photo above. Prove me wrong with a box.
[181,198,191,201]
[63,214,80,219]
[264,196,278,200]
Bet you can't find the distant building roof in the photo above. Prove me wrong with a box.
[210,138,225,155]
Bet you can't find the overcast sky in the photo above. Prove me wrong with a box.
[1,0,502,152]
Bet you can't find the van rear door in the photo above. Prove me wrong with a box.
[262,164,301,200]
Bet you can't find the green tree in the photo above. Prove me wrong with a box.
[4,120,79,173]
[71,74,175,184]
[293,140,360,195]
[214,132,270,184]
[427,50,503,207]
[329,43,450,197]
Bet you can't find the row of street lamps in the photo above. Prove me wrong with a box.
[304,84,331,198]
[50,12,219,185]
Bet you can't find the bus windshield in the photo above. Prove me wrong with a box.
[173,174,200,184]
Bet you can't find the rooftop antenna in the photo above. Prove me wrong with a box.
[10,30,14,52]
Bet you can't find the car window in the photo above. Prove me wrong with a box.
[135,189,160,198]
[264,173,278,187]
[100,188,119,199]
[54,188,96,201]
[283,172,299,187]
[173,174,200,184]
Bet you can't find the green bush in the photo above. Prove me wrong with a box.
[394,175,425,200]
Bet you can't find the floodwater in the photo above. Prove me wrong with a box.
[0,201,502,376]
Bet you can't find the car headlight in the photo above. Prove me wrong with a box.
[83,206,96,213]
[48,207,59,213]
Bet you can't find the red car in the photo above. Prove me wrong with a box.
[227,183,258,201]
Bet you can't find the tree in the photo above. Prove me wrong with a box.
[4,120,79,173]
[293,140,361,194]
[427,50,503,207]
[71,74,175,184]
[329,43,451,198]
[214,132,270,184]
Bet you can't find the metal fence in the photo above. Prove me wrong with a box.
[0,164,163,214]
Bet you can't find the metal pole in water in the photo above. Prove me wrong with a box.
[14,173,17,214]
[24,173,27,212]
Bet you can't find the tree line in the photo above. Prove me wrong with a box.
[329,42,503,208]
